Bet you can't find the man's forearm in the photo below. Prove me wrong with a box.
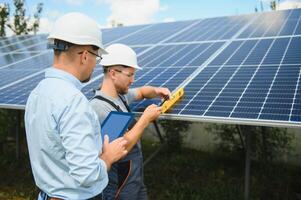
[137,86,158,99]
[123,116,149,151]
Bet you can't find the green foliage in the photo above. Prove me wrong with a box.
[143,140,301,200]
[0,109,23,155]
[7,0,28,35]
[206,124,294,162]
[0,0,43,36]
[270,0,277,10]
[0,139,300,199]
[0,109,17,139]
[159,119,191,152]
[0,3,9,37]
[31,3,43,34]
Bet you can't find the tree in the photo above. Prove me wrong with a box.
[206,124,294,162]
[0,3,9,37]
[31,3,43,34]
[0,0,43,36]
[270,0,277,10]
[7,0,28,35]
[159,120,192,153]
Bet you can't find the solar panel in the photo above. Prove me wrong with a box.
[0,34,47,54]
[0,8,300,128]
[0,52,40,67]
[0,52,52,90]
[102,24,150,45]
[168,12,301,127]
[113,20,197,45]
[167,15,254,42]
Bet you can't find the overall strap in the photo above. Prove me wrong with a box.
[93,94,137,129]
[118,94,131,112]
[93,95,122,112]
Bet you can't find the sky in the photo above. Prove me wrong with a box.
[3,0,301,34]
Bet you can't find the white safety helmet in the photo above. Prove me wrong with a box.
[100,43,142,70]
[47,12,107,54]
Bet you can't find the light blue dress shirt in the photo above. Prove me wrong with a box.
[25,68,108,200]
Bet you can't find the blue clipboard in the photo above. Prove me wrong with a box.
[101,111,134,142]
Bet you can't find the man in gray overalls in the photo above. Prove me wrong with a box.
[90,43,171,200]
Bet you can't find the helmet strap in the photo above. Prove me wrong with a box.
[47,39,74,51]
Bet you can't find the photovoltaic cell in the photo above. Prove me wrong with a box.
[102,24,150,45]
[0,34,47,54]
[0,52,52,89]
[167,15,253,43]
[114,20,196,45]
[0,52,40,68]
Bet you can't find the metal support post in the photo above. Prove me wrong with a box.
[244,127,252,200]
[15,110,21,160]
[143,120,166,166]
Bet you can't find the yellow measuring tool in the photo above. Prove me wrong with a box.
[161,87,184,113]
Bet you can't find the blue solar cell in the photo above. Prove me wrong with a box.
[231,112,259,119]
[173,43,212,66]
[130,66,197,111]
[0,73,44,105]
[262,38,290,64]
[259,113,290,121]
[0,52,39,67]
[143,45,187,68]
[291,115,301,122]
[189,42,224,66]
[209,41,242,65]
[102,25,149,45]
[0,35,30,50]
[279,18,299,36]
[0,52,52,88]
[294,18,301,35]
[282,37,301,64]
[132,47,149,54]
[263,12,291,37]
[167,15,253,42]
[0,34,47,53]
[243,39,273,65]
[115,20,194,45]
[17,41,47,52]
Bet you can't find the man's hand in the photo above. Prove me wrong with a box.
[140,104,162,123]
[100,135,128,170]
[155,87,171,100]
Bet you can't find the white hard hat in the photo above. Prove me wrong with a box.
[47,12,107,54]
[100,43,142,70]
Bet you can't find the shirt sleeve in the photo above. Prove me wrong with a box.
[90,99,112,124]
[125,88,138,105]
[57,94,108,187]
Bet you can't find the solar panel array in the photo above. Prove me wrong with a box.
[0,9,300,128]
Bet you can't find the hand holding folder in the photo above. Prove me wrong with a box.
[101,111,134,142]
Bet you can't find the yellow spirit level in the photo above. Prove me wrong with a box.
[161,87,184,113]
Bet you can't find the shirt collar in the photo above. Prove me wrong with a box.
[45,67,83,90]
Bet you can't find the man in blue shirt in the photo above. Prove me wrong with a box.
[25,13,127,200]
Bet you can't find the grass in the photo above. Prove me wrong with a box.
[143,141,301,200]
[0,140,300,200]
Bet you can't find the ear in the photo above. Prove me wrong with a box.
[80,50,88,65]
[109,69,118,81]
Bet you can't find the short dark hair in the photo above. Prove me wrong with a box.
[102,65,130,74]
[50,39,99,54]
[103,66,109,74]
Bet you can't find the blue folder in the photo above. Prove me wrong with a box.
[101,111,134,142]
